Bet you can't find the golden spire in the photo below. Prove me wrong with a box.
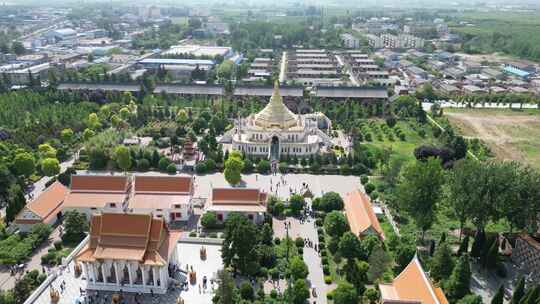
[253,81,297,129]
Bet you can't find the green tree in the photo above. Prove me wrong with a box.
[396,158,444,240]
[224,151,244,185]
[367,244,392,282]
[457,235,470,256]
[364,288,379,304]
[324,211,349,238]
[288,194,305,216]
[339,231,364,261]
[239,281,254,301]
[38,143,57,158]
[221,213,259,275]
[445,159,478,240]
[257,159,271,174]
[484,240,499,270]
[201,212,219,229]
[320,191,344,211]
[290,279,310,304]
[491,285,504,304]
[60,128,74,143]
[5,184,26,223]
[345,260,368,295]
[114,145,132,171]
[511,276,525,304]
[457,295,484,304]
[430,242,454,282]
[445,254,471,301]
[395,242,416,272]
[14,152,35,177]
[87,113,102,130]
[63,210,88,243]
[217,60,234,80]
[333,282,358,304]
[82,128,95,141]
[289,256,309,280]
[214,269,236,304]
[41,158,60,177]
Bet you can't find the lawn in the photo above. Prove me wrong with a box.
[444,108,540,169]
[361,119,442,163]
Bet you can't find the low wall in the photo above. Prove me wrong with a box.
[23,235,90,304]
[178,236,223,245]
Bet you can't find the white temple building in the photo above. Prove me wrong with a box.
[227,82,332,160]
[76,213,181,294]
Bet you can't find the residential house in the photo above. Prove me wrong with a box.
[511,234,540,283]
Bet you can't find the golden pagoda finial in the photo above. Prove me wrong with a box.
[271,80,281,103]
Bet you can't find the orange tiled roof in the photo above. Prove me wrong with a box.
[379,256,449,304]
[15,181,67,223]
[76,213,178,266]
[212,188,266,204]
[344,190,385,240]
[71,175,129,192]
[208,188,267,212]
[134,175,193,194]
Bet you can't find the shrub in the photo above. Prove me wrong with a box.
[259,267,268,278]
[158,157,170,171]
[321,257,329,265]
[53,241,63,251]
[274,238,281,245]
[137,158,150,171]
[317,227,323,234]
[315,218,323,227]
[166,163,177,174]
[385,116,397,128]
[321,250,327,256]
[360,175,369,185]
[370,192,379,200]
[327,292,334,300]
[365,133,373,141]
[318,234,325,242]
[364,183,375,194]
[270,289,278,299]
[324,276,332,284]
[195,162,207,174]
[201,212,219,229]
[295,237,304,248]
[323,264,330,275]
[189,231,197,237]
[269,268,280,280]
[239,281,254,300]
[298,247,303,255]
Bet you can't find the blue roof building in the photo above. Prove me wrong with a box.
[503,66,531,79]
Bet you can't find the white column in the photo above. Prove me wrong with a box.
[152,266,158,287]
[101,263,107,284]
[82,262,89,282]
[113,262,120,286]
[127,263,134,286]
[141,266,147,287]
[160,267,168,289]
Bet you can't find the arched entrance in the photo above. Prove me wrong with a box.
[270,136,279,161]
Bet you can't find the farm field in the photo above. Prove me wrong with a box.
[445,108,540,169]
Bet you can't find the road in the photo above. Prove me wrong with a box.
[279,51,287,83]
[335,54,359,86]
[0,226,62,290]
[422,101,539,111]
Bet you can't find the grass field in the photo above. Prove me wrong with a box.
[445,108,540,169]
[362,119,441,164]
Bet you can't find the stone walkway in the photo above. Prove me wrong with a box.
[274,207,328,303]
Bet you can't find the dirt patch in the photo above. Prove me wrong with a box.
[446,111,540,166]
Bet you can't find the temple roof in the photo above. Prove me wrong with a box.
[253,82,298,129]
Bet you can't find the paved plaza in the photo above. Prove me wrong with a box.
[192,172,362,201]
[174,241,223,303]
